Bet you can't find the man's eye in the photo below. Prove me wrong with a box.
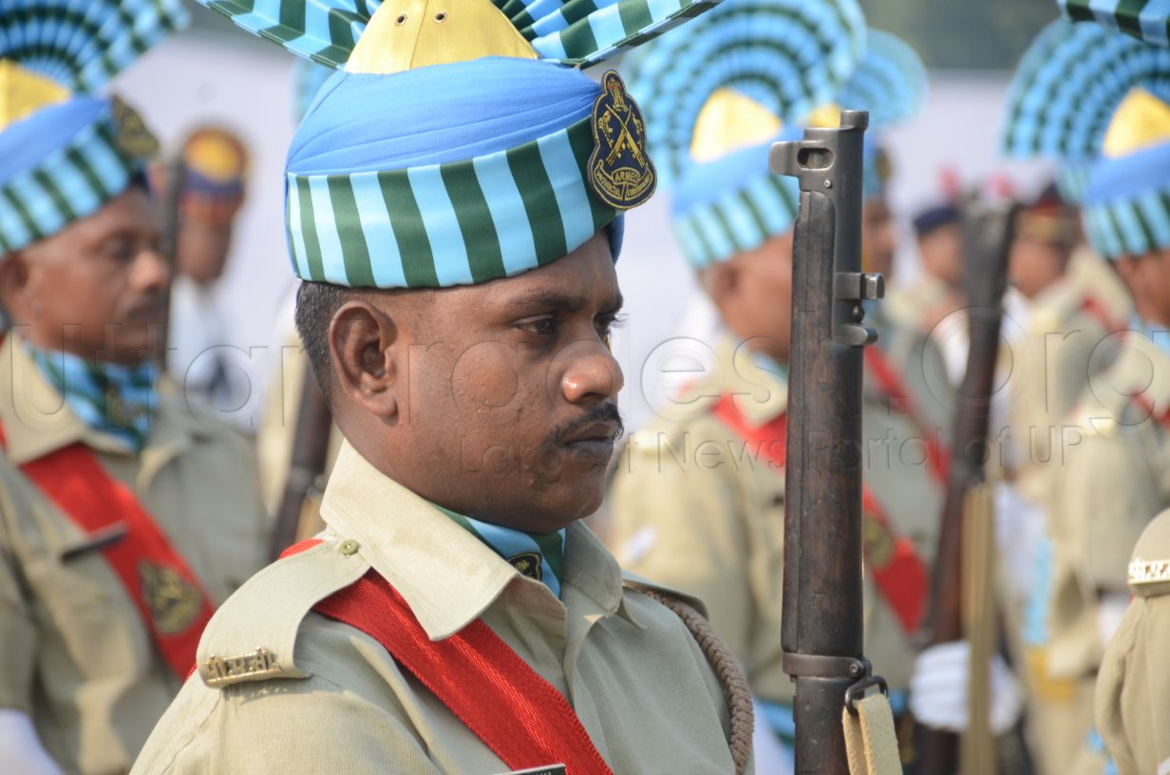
[521,318,559,338]
[596,313,627,338]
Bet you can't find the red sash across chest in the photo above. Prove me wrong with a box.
[711,394,928,634]
[0,426,214,678]
[284,538,613,775]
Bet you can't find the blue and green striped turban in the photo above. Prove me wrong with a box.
[624,0,865,268]
[1058,0,1170,48]
[0,0,188,254]
[834,29,926,200]
[1002,18,1170,259]
[198,0,724,289]
[1000,19,1170,163]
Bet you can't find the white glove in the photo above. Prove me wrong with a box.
[909,641,1024,735]
[0,709,65,775]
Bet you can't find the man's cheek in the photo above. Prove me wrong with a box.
[450,341,532,425]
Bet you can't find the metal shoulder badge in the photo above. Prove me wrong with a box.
[588,71,656,210]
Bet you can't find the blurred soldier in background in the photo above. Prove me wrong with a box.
[993,18,1170,774]
[0,1,268,773]
[610,5,969,767]
[164,126,254,423]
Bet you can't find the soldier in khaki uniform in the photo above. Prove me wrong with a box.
[132,1,755,773]
[612,15,957,761]
[997,19,1170,773]
[1096,507,1170,774]
[0,2,270,773]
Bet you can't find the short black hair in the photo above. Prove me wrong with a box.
[294,281,353,402]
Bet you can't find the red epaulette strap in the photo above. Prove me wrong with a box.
[711,395,927,634]
[0,427,214,679]
[282,540,613,775]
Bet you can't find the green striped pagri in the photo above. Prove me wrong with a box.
[1060,0,1170,47]
[1083,186,1170,260]
[0,0,188,93]
[284,117,619,288]
[0,113,141,254]
[673,166,799,268]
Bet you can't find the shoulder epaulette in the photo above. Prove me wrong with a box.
[195,538,371,689]
[1129,510,1170,597]
[622,570,710,620]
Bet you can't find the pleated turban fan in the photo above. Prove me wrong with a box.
[1001,19,1170,260]
[622,0,866,269]
[0,0,188,254]
[198,0,724,290]
[833,30,927,202]
[1058,0,1170,48]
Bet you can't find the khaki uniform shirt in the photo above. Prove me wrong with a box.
[1047,332,1170,682]
[132,441,742,775]
[608,338,943,701]
[0,334,268,775]
[1008,264,1128,503]
[1096,509,1170,775]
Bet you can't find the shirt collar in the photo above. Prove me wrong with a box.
[319,441,640,640]
[0,332,212,467]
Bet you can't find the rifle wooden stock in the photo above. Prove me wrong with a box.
[773,111,882,774]
[268,368,333,561]
[916,201,1017,773]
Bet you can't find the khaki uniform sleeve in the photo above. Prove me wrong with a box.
[0,491,36,712]
[1096,595,1170,775]
[608,442,755,660]
[133,675,443,775]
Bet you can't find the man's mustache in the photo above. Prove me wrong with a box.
[546,402,625,447]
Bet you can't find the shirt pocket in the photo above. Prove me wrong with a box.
[22,539,151,679]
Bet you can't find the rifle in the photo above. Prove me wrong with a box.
[268,364,333,561]
[158,154,185,362]
[771,110,887,773]
[915,199,1017,773]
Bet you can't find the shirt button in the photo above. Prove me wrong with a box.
[339,539,360,556]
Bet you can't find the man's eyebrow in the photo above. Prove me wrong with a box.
[507,289,623,314]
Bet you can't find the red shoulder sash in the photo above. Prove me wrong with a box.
[863,345,950,487]
[711,395,927,634]
[284,539,613,775]
[1,428,214,678]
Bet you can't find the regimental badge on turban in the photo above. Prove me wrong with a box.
[1002,19,1170,260]
[589,72,656,210]
[624,0,865,268]
[196,0,726,290]
[0,0,187,255]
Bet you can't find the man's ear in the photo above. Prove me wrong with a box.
[328,300,399,420]
[703,259,739,310]
[0,252,30,314]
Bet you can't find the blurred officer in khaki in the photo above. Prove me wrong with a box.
[998,19,1170,773]
[0,2,269,773]
[1096,506,1170,774]
[610,14,978,765]
[130,1,756,773]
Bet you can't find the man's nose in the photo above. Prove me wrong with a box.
[132,245,170,291]
[559,339,624,406]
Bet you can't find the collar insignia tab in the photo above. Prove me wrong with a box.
[588,71,655,210]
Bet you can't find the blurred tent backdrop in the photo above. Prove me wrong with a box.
[120,0,1061,431]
